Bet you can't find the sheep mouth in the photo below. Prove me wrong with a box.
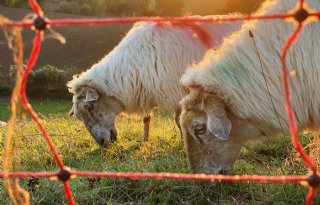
[97,138,106,147]
[109,130,117,141]
[95,130,117,147]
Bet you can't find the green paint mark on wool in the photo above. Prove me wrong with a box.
[217,58,248,87]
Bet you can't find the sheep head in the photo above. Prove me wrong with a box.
[69,86,124,147]
[180,86,262,174]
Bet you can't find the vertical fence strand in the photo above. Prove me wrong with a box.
[63,182,75,205]
[20,32,65,169]
[306,187,317,205]
[280,23,317,173]
[28,0,43,16]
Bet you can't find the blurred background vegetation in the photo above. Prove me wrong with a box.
[0,64,75,98]
[0,0,263,16]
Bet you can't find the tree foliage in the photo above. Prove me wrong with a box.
[28,65,66,93]
[0,0,26,7]
[223,0,264,14]
[155,0,185,16]
[9,65,76,98]
[105,0,149,16]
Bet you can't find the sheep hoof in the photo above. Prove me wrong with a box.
[140,133,149,142]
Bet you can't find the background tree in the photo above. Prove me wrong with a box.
[8,65,76,98]
[155,0,185,16]
[105,0,148,16]
[0,0,27,7]
[184,0,226,15]
[223,0,264,14]
[28,65,66,94]
[137,0,153,15]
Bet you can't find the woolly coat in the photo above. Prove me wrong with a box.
[68,19,242,116]
[182,0,320,136]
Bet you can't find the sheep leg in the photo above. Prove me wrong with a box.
[174,108,183,138]
[141,114,151,142]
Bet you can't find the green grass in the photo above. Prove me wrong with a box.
[0,100,71,121]
[0,102,319,204]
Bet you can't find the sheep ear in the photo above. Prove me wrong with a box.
[85,89,99,102]
[206,108,232,140]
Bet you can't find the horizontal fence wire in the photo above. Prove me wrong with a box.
[0,0,319,204]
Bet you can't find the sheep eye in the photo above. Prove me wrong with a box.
[85,103,94,112]
[195,123,206,135]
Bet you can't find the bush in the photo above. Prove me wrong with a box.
[0,0,26,7]
[9,64,24,82]
[105,0,147,16]
[54,0,155,16]
[58,1,79,14]
[79,4,92,15]
[86,0,107,16]
[56,0,106,16]
[68,1,78,13]
[9,64,76,99]
[0,84,12,96]
[155,0,185,16]
[223,0,264,14]
[58,1,70,13]
[28,65,66,92]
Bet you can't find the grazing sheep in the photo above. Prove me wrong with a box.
[180,0,320,174]
[67,18,242,146]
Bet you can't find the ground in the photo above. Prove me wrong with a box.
[0,101,319,204]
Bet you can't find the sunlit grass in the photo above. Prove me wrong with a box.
[0,100,71,121]
[0,103,319,204]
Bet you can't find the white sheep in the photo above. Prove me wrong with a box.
[180,0,320,174]
[67,18,242,146]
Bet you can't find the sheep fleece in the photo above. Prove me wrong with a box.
[182,0,320,135]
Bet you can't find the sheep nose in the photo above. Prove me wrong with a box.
[110,130,117,141]
[97,138,105,147]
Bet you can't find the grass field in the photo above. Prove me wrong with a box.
[0,100,72,121]
[0,101,319,204]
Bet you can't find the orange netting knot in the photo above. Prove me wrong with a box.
[57,169,71,182]
[33,16,47,31]
[293,8,309,23]
[307,173,320,188]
